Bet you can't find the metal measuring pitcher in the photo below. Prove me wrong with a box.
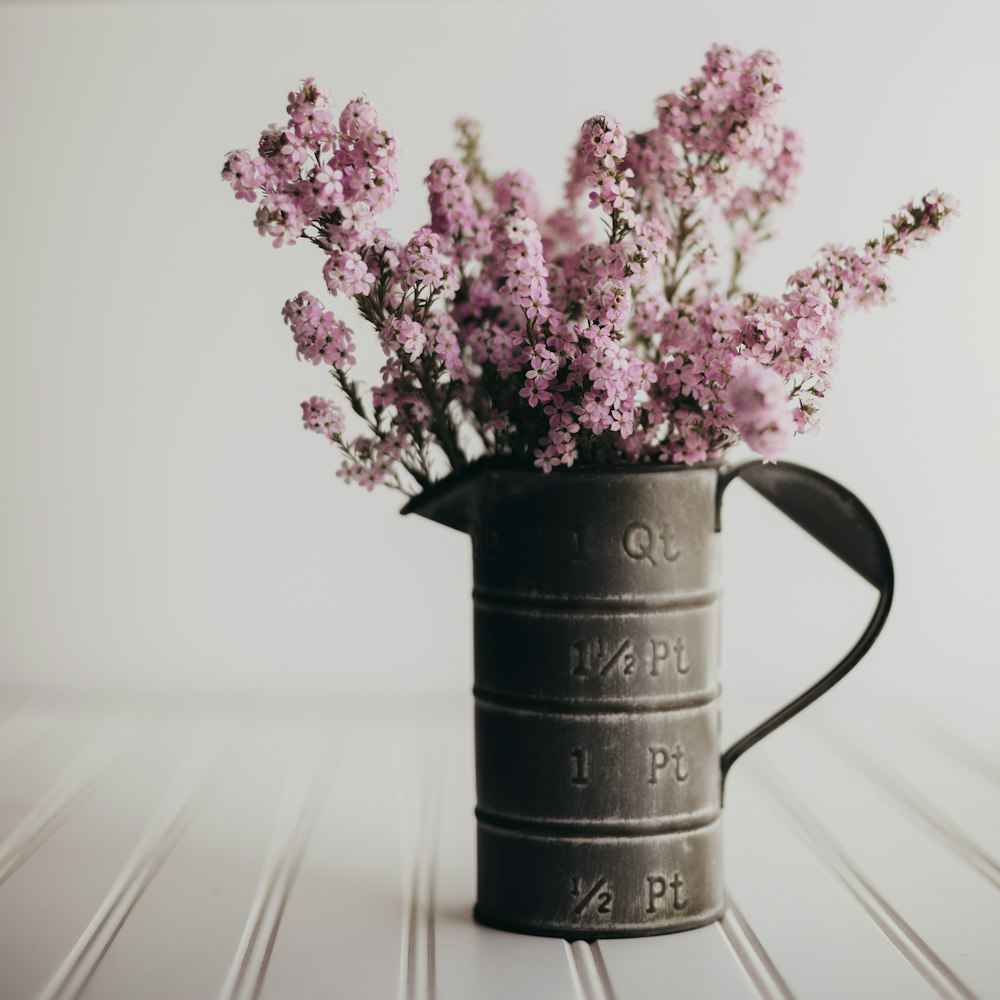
[404,459,893,938]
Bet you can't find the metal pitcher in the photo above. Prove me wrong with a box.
[404,460,893,939]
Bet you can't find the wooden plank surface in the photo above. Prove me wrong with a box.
[0,694,995,999]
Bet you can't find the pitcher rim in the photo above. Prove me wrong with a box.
[401,453,728,520]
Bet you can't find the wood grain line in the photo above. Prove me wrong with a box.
[0,728,127,886]
[718,896,797,1000]
[219,728,338,1000]
[563,939,618,1000]
[589,942,619,1000]
[898,702,1000,788]
[753,764,979,1000]
[402,736,445,1000]
[563,940,597,1000]
[224,738,312,1000]
[426,761,441,1000]
[816,728,1000,892]
[37,728,228,1000]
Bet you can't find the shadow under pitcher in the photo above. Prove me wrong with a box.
[404,459,894,939]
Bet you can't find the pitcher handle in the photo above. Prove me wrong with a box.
[716,460,894,792]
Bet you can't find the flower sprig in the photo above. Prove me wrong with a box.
[222,48,956,493]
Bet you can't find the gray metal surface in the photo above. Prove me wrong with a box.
[411,462,893,939]
[443,466,726,936]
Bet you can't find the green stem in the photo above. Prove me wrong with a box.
[664,210,694,303]
[415,359,467,473]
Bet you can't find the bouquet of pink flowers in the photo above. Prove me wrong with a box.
[221,45,954,494]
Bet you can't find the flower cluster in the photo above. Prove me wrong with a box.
[222,48,955,493]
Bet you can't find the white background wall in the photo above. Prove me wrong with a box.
[0,1,996,734]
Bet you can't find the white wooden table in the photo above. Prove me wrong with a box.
[0,692,996,1000]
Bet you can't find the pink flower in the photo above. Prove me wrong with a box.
[399,228,458,298]
[722,361,794,462]
[494,170,541,218]
[254,194,307,248]
[308,161,345,212]
[581,115,628,168]
[286,77,335,144]
[569,115,637,232]
[383,316,426,361]
[585,279,632,333]
[425,158,489,263]
[282,291,356,368]
[222,57,956,493]
[878,190,959,259]
[491,210,552,322]
[301,396,343,439]
[337,434,395,491]
[221,150,263,202]
[335,104,400,216]
[339,99,380,140]
[324,249,376,298]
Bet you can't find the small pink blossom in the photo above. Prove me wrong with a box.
[308,161,345,212]
[399,228,459,298]
[492,210,552,321]
[286,77,335,144]
[723,361,794,462]
[222,58,955,494]
[221,150,263,202]
[383,316,427,361]
[301,396,343,439]
[324,249,376,297]
[494,170,541,219]
[283,291,356,368]
[339,98,380,140]
[426,158,490,263]
[254,194,308,247]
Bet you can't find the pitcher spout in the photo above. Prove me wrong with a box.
[400,461,490,534]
